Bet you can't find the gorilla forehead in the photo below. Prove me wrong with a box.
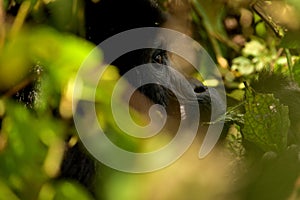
[85,0,166,44]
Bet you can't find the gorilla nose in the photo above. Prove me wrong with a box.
[194,85,207,93]
[188,78,208,94]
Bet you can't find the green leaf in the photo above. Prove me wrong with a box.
[255,22,267,37]
[243,88,290,152]
[227,89,245,102]
[293,60,300,86]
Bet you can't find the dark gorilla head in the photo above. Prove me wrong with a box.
[84,0,223,124]
[85,0,165,44]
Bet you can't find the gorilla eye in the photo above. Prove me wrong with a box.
[152,49,167,65]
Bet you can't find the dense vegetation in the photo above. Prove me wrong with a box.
[0,0,300,199]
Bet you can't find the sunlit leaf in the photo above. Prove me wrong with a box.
[242,40,266,57]
[231,57,254,75]
[0,26,100,94]
[227,89,245,102]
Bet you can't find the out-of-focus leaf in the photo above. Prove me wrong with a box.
[293,60,300,86]
[46,0,85,33]
[280,31,300,49]
[243,87,290,153]
[28,27,101,88]
[287,0,300,11]
[0,101,65,199]
[252,0,299,37]
[50,181,94,200]
[0,41,31,91]
[0,179,20,200]
[242,40,266,57]
[277,0,300,49]
[230,39,275,76]
[231,57,254,75]
[225,124,245,159]
[255,22,267,37]
[238,145,300,200]
[192,0,238,67]
[0,26,100,93]
[192,0,227,37]
[40,180,94,200]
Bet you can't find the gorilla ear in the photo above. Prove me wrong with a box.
[84,0,167,44]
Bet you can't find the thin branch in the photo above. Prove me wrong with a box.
[0,0,5,51]
[9,1,31,38]
[284,48,294,81]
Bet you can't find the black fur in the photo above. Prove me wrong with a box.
[60,0,218,192]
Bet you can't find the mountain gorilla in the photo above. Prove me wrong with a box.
[60,0,225,194]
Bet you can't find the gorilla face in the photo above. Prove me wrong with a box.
[84,0,224,126]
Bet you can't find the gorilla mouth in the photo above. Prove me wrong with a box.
[137,79,222,124]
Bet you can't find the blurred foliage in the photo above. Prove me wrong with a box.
[0,0,300,200]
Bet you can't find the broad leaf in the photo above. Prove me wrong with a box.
[243,87,290,152]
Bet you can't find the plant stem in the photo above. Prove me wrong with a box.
[284,48,294,81]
